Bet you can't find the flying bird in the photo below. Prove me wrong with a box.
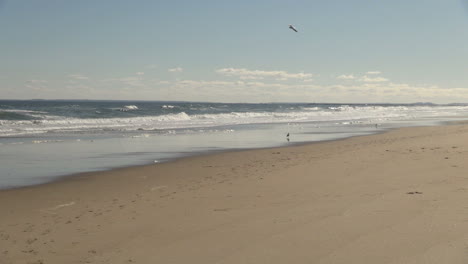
[289,24,298,32]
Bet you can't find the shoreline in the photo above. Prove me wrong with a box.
[10,120,434,192]
[0,116,416,192]
[3,99,467,190]
[0,126,385,192]
[3,122,468,263]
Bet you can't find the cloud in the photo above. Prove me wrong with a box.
[102,76,147,88]
[25,79,50,92]
[27,79,47,84]
[215,68,313,80]
[65,84,92,92]
[359,76,389,83]
[156,76,468,104]
[21,66,465,104]
[366,71,381,75]
[68,74,89,80]
[157,78,341,103]
[337,72,388,83]
[337,74,356,80]
[168,67,183,73]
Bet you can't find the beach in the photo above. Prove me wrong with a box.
[2,123,468,263]
[3,100,468,190]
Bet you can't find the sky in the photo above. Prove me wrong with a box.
[1,0,468,103]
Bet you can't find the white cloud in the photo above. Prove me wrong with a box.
[359,76,389,83]
[17,66,467,104]
[168,67,183,73]
[27,79,47,84]
[157,77,468,104]
[337,72,388,83]
[24,79,50,92]
[65,84,92,92]
[102,76,146,88]
[157,77,342,103]
[366,71,381,75]
[68,74,89,80]
[337,74,356,80]
[215,68,313,80]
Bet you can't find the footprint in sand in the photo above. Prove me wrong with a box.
[213,208,232,212]
[26,238,38,245]
[406,191,423,195]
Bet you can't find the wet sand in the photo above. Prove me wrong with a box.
[2,124,468,263]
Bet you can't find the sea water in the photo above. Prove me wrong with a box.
[1,100,468,189]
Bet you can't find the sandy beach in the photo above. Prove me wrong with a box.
[2,123,468,264]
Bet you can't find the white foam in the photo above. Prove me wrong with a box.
[2,105,468,137]
[1,109,48,114]
[50,201,75,210]
[40,201,76,214]
[124,105,138,110]
[32,140,64,144]
[131,134,150,138]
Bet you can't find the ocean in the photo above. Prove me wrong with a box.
[1,100,468,189]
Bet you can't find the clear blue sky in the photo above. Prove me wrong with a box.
[1,0,468,103]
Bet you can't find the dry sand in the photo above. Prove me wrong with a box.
[2,124,468,263]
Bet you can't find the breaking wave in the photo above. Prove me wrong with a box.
[2,102,468,137]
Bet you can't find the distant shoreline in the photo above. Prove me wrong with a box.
[2,98,467,106]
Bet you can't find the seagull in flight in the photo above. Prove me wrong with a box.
[289,24,298,32]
